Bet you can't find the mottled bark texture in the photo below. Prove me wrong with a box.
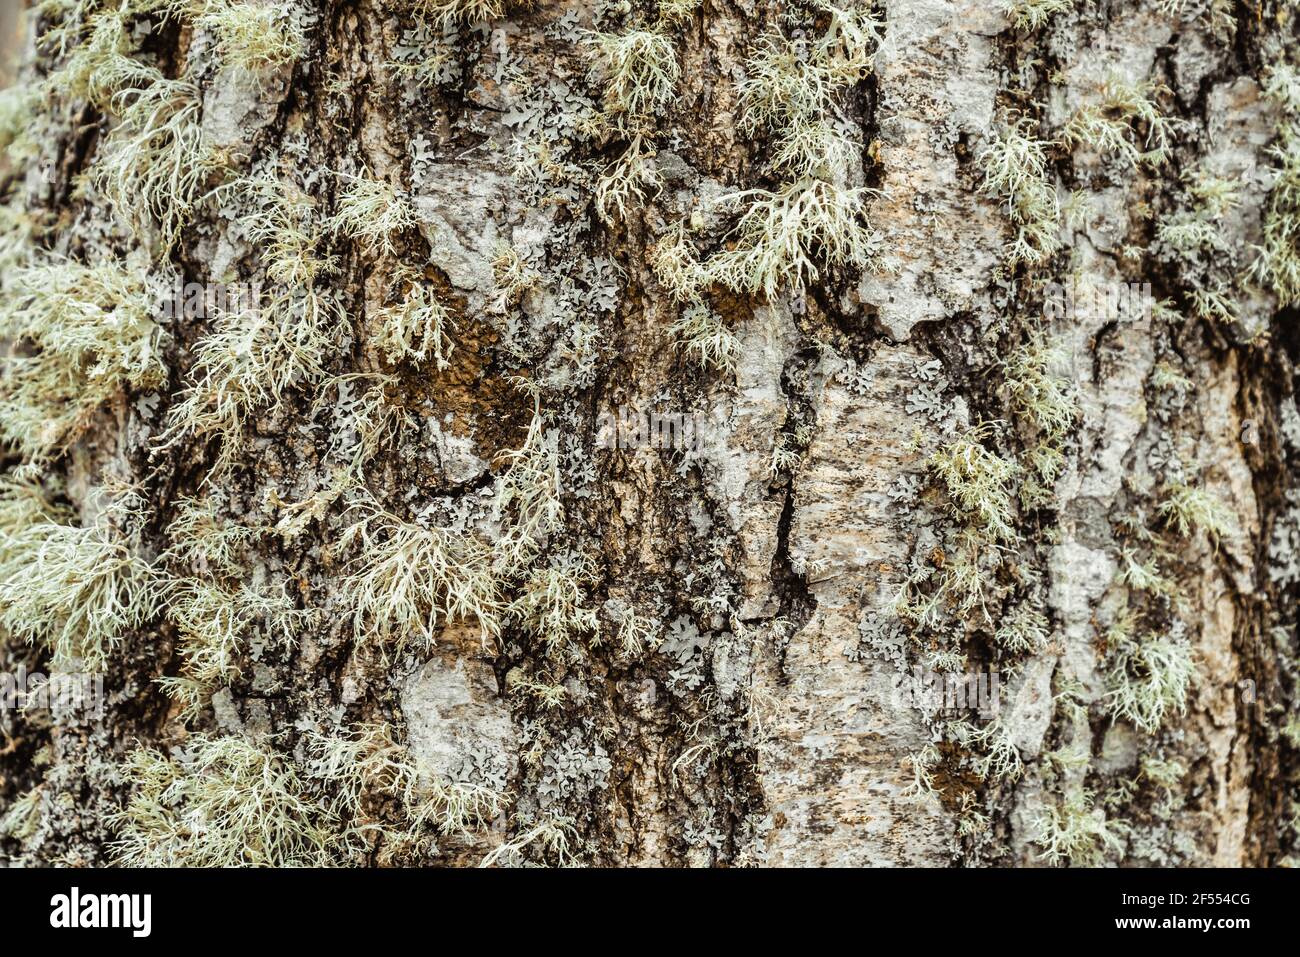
[1,0,1299,867]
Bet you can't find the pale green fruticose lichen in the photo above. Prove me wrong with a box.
[110,735,334,867]
[0,258,164,463]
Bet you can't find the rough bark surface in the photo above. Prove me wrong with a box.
[1,0,1298,868]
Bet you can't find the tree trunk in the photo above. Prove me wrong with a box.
[1,0,1298,868]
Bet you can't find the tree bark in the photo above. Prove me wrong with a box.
[1,0,1298,868]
